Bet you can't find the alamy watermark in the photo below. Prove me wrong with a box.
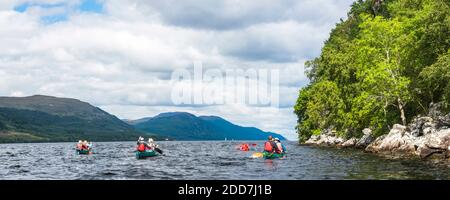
[170,61,279,108]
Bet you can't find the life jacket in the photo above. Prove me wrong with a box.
[240,144,249,151]
[137,143,145,152]
[264,141,274,152]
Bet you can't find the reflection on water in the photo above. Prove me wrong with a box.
[0,141,448,180]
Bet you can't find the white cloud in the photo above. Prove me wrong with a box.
[0,0,354,141]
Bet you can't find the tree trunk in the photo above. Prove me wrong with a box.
[398,98,406,126]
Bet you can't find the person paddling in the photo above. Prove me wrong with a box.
[87,141,93,151]
[81,140,89,150]
[264,136,278,153]
[136,137,146,152]
[147,138,163,154]
[76,140,83,150]
[274,138,285,154]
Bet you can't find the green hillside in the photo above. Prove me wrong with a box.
[0,95,158,143]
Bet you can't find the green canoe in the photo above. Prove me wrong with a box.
[136,150,157,159]
[76,149,91,155]
[262,151,285,159]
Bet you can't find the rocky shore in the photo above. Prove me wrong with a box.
[304,104,450,160]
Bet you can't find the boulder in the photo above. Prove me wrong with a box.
[414,129,450,158]
[364,124,416,154]
[304,134,345,147]
[416,146,445,159]
[424,129,450,149]
[365,135,386,153]
[409,116,434,137]
[341,137,358,148]
[304,135,320,145]
[366,124,450,159]
[437,113,450,128]
[355,128,374,148]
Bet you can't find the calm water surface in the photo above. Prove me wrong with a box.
[0,141,448,180]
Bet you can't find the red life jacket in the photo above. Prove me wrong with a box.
[240,144,249,151]
[137,143,145,152]
[264,141,273,152]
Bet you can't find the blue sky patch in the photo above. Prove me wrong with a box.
[41,14,69,24]
[13,0,104,24]
[79,0,104,13]
[14,2,66,13]
[13,3,29,13]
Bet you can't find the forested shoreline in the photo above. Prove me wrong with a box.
[294,0,449,159]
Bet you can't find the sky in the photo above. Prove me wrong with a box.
[0,0,355,140]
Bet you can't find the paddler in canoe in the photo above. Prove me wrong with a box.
[252,136,286,159]
[76,140,93,154]
[136,137,163,159]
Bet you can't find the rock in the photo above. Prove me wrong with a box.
[335,137,344,144]
[341,137,358,148]
[305,135,320,145]
[424,129,450,150]
[367,123,450,159]
[365,135,386,153]
[323,128,336,137]
[437,113,450,128]
[364,124,415,154]
[409,116,434,137]
[310,135,320,141]
[362,128,372,135]
[392,124,407,134]
[355,128,374,148]
[304,133,345,147]
[416,146,444,159]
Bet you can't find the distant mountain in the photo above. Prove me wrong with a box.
[130,112,286,140]
[0,95,156,143]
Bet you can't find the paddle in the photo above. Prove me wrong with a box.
[251,152,264,158]
[154,147,163,154]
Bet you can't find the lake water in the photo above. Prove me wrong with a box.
[0,141,448,180]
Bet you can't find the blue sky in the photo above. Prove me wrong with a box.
[0,0,355,140]
[14,0,103,23]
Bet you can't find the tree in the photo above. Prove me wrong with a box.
[419,51,450,106]
[355,15,412,125]
[295,81,345,141]
[294,0,449,143]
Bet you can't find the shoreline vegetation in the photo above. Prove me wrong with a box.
[294,0,449,161]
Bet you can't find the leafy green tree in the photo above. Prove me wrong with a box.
[294,0,449,143]
[295,81,345,141]
[419,51,450,107]
[355,15,412,125]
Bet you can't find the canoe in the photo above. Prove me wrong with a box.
[262,152,285,159]
[76,149,91,155]
[136,150,157,159]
